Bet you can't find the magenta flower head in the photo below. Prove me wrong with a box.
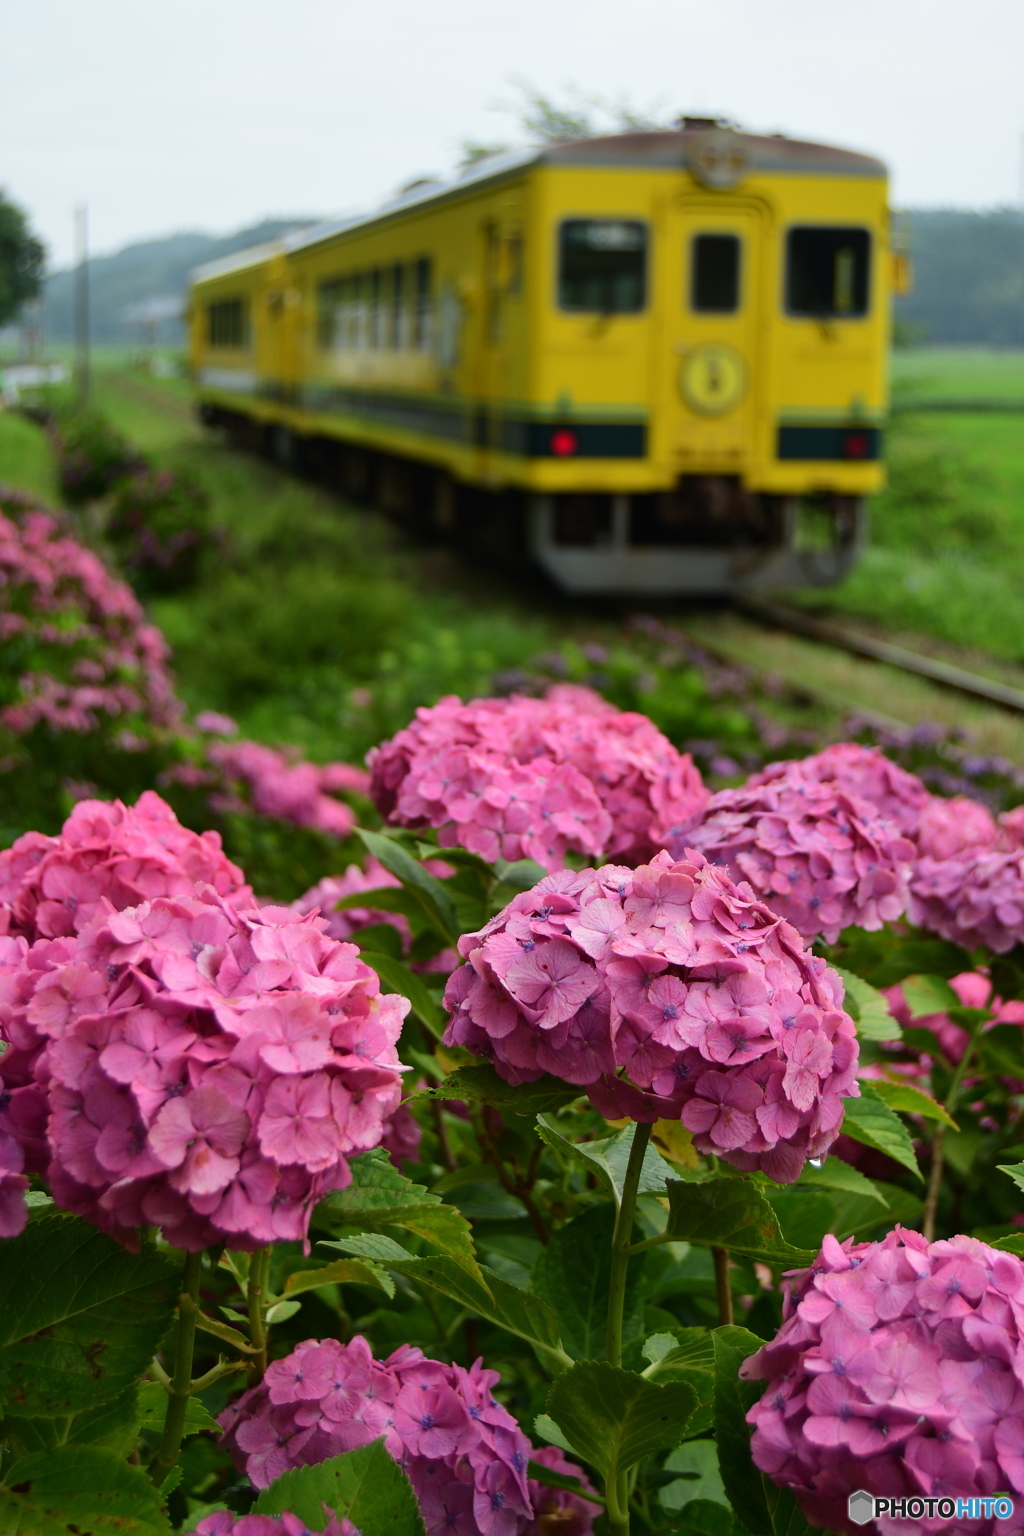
[195,1515,359,1536]
[0,790,251,943]
[366,686,708,872]
[8,892,408,1250]
[754,743,930,835]
[207,739,370,839]
[218,1336,595,1536]
[909,795,1024,953]
[743,1227,1024,1535]
[443,851,857,1183]
[682,746,918,943]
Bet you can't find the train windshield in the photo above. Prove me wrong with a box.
[786,227,870,317]
[691,234,741,312]
[558,220,647,313]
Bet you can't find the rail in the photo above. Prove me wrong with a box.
[738,600,1024,717]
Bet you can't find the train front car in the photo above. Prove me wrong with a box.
[189,123,893,598]
[525,124,892,595]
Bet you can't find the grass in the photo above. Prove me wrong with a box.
[791,348,1024,665]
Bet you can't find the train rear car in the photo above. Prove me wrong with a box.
[190,123,896,596]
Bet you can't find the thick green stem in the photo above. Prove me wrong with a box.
[923,1020,982,1243]
[149,1251,203,1487]
[606,1122,652,1371]
[247,1246,272,1385]
[712,1246,734,1325]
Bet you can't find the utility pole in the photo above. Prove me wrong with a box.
[74,204,89,404]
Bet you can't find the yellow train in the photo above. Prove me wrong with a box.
[190,121,901,595]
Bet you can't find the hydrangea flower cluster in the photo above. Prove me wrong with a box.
[3,891,407,1250]
[196,1516,358,1536]
[910,795,1024,953]
[294,859,410,948]
[219,1335,595,1536]
[206,738,370,839]
[743,1227,1024,1535]
[0,486,179,737]
[443,850,857,1183]
[0,790,250,942]
[683,746,918,943]
[367,685,708,871]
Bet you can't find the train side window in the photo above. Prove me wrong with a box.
[558,220,647,313]
[316,280,342,350]
[786,227,870,317]
[208,298,249,348]
[691,234,740,312]
[370,268,383,349]
[414,257,432,350]
[390,263,404,349]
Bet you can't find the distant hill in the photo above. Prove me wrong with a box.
[42,219,324,346]
[894,209,1024,345]
[36,206,1024,350]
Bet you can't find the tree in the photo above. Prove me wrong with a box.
[0,189,45,327]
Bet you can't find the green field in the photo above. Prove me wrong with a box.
[792,348,1024,665]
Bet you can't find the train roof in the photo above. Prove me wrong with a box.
[190,127,887,285]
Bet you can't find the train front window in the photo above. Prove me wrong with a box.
[691,234,740,312]
[558,220,647,313]
[786,227,870,317]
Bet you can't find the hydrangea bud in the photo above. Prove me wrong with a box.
[7,892,408,1250]
[683,747,918,943]
[743,1227,1024,1534]
[0,790,251,942]
[443,851,857,1184]
[367,686,707,872]
[219,1336,595,1536]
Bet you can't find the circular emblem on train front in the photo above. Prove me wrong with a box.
[679,344,747,414]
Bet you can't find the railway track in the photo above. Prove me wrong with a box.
[737,600,1024,718]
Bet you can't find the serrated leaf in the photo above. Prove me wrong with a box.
[429,1062,579,1114]
[840,1083,922,1180]
[0,1445,170,1535]
[998,1164,1024,1195]
[359,951,444,1039]
[660,1439,729,1513]
[315,1148,481,1279]
[829,1179,921,1243]
[536,1117,674,1205]
[0,1213,180,1418]
[902,973,961,1017]
[324,1233,413,1265]
[763,1189,837,1253]
[331,1248,565,1361]
[660,1497,737,1535]
[546,1363,696,1480]
[833,967,899,1040]
[335,886,424,920]
[495,857,548,889]
[136,1383,219,1437]
[356,828,459,945]
[283,1258,395,1300]
[4,1387,141,1460]
[799,1159,887,1206]
[871,1080,958,1129]
[534,1412,575,1454]
[641,1333,680,1365]
[526,1459,603,1504]
[663,1179,816,1267]
[532,1205,641,1362]
[255,1439,425,1534]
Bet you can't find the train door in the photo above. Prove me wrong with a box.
[258,253,297,411]
[664,204,765,471]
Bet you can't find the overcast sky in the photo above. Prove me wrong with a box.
[3,0,1022,269]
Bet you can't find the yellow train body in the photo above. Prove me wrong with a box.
[190,125,893,595]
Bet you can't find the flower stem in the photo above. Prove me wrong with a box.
[712,1246,734,1325]
[923,1018,983,1243]
[149,1250,203,1488]
[606,1122,652,1371]
[247,1246,272,1385]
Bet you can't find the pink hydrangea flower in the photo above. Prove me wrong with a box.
[443,850,858,1183]
[367,685,708,872]
[743,1227,1024,1535]
[4,892,408,1250]
[0,489,179,740]
[196,1515,359,1536]
[683,746,918,943]
[206,739,369,839]
[0,790,250,943]
[219,1336,595,1536]
[909,796,1024,953]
